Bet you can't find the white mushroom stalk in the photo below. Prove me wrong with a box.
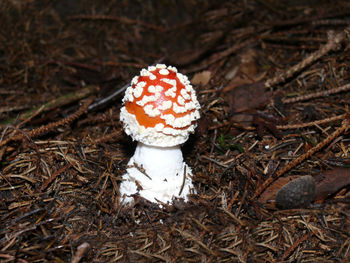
[119,64,201,204]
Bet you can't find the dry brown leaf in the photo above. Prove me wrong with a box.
[315,167,350,201]
[260,167,350,205]
[191,70,212,86]
[258,176,298,203]
[223,48,261,92]
[225,82,272,115]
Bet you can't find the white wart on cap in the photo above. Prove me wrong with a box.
[120,64,200,147]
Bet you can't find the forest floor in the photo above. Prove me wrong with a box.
[1,0,350,262]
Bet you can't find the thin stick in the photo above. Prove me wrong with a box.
[253,116,350,199]
[87,83,129,111]
[282,83,350,104]
[264,26,350,88]
[277,113,346,130]
[228,113,345,132]
[178,165,187,196]
[41,164,72,191]
[1,85,98,127]
[0,97,94,148]
[94,130,122,144]
[280,232,314,260]
[69,14,164,31]
[127,163,152,180]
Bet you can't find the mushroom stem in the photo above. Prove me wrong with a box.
[119,142,194,203]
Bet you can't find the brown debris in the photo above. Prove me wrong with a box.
[254,116,350,199]
[1,0,350,262]
[315,167,350,201]
[264,25,350,88]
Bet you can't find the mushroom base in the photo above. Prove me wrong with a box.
[119,142,195,204]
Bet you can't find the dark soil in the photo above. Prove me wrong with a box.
[1,0,350,262]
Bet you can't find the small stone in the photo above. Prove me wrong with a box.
[276,175,316,209]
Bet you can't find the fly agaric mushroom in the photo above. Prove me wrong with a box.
[119,64,200,204]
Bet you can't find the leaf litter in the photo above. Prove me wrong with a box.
[1,0,350,262]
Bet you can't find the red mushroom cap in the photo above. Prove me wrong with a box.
[120,64,200,147]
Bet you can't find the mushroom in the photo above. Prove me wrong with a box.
[119,64,201,204]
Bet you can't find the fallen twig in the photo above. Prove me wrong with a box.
[264,26,350,88]
[41,164,72,191]
[94,130,122,144]
[253,115,350,199]
[0,85,98,127]
[277,113,346,130]
[69,14,165,31]
[282,83,350,104]
[0,97,94,148]
[87,83,129,111]
[280,232,314,260]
